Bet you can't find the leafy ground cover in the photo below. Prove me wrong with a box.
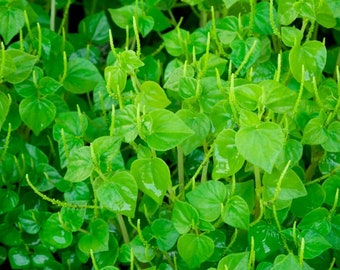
[0,0,340,269]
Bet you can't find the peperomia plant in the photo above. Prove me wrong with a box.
[0,0,340,269]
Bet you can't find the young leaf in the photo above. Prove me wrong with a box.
[141,109,194,151]
[263,168,307,209]
[64,146,93,182]
[217,251,249,270]
[289,41,327,92]
[302,117,328,145]
[94,171,138,217]
[186,181,227,222]
[212,129,245,179]
[177,109,210,155]
[0,7,25,44]
[137,80,170,111]
[172,200,200,234]
[235,122,284,173]
[177,233,214,268]
[114,104,138,143]
[151,219,179,252]
[5,49,38,84]
[271,253,302,270]
[130,157,170,204]
[222,195,250,230]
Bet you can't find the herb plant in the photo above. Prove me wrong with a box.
[0,0,340,269]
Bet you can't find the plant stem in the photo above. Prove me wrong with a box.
[50,0,56,31]
[254,165,262,220]
[117,214,130,244]
[177,146,185,197]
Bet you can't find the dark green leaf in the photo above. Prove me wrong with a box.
[0,91,10,130]
[19,97,56,135]
[63,57,103,94]
[78,219,109,254]
[151,219,179,251]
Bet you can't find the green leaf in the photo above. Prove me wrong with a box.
[234,83,263,111]
[108,5,141,29]
[91,136,122,173]
[137,81,171,111]
[118,50,144,73]
[322,175,340,207]
[141,109,194,151]
[326,215,340,250]
[230,37,262,75]
[291,184,325,217]
[281,27,303,47]
[271,253,302,270]
[39,76,62,95]
[115,104,138,143]
[138,15,154,37]
[322,121,340,152]
[63,57,103,94]
[130,228,156,263]
[0,7,25,44]
[300,229,332,259]
[277,0,298,25]
[78,11,110,45]
[78,219,109,254]
[64,146,93,182]
[104,66,127,93]
[217,251,249,270]
[186,181,227,222]
[215,16,239,45]
[263,168,307,209]
[0,91,10,131]
[131,157,170,204]
[254,2,275,35]
[5,49,38,84]
[0,189,19,215]
[19,97,56,135]
[94,171,138,217]
[178,76,197,99]
[297,208,331,236]
[40,213,73,249]
[60,207,86,232]
[172,200,200,234]
[177,110,210,155]
[162,28,190,57]
[212,129,245,179]
[276,139,303,170]
[235,122,284,173]
[18,209,47,235]
[289,41,327,92]
[151,219,179,251]
[302,117,328,145]
[260,80,297,113]
[31,245,55,268]
[249,220,282,261]
[177,234,214,268]
[8,246,31,269]
[222,195,250,230]
[93,235,119,268]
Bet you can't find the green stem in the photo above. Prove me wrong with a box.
[90,249,99,270]
[254,166,262,221]
[50,0,56,31]
[117,214,130,244]
[58,0,72,34]
[177,146,185,197]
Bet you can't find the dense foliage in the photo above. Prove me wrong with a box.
[0,0,340,269]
